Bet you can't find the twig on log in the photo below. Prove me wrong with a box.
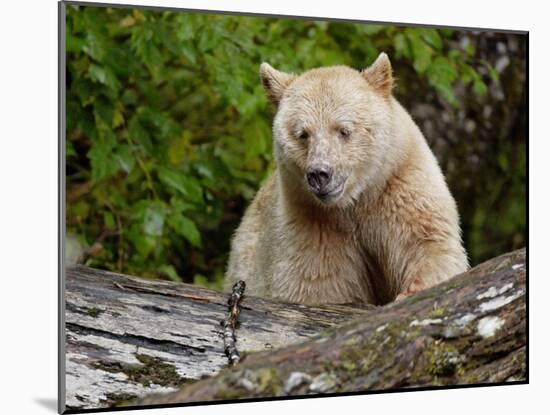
[221,280,246,366]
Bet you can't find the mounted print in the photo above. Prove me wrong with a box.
[59,1,528,413]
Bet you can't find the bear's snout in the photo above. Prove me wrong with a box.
[306,164,346,203]
[306,164,333,193]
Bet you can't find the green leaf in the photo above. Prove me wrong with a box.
[170,197,195,213]
[168,131,193,165]
[359,24,385,35]
[67,34,86,54]
[126,202,167,266]
[112,104,125,128]
[130,23,165,74]
[427,57,458,84]
[128,116,152,152]
[419,28,443,50]
[481,59,500,82]
[114,144,136,174]
[88,64,120,92]
[180,43,198,65]
[158,167,203,204]
[197,27,222,53]
[87,136,119,182]
[461,65,478,84]
[406,30,433,73]
[426,56,459,105]
[82,32,106,61]
[176,14,198,41]
[463,64,488,97]
[103,211,116,230]
[431,81,459,107]
[393,33,410,59]
[473,78,488,97]
[158,264,182,282]
[168,214,201,247]
[128,224,156,259]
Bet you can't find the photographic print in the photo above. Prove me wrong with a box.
[60,1,527,412]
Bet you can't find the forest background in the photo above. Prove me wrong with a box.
[65,5,527,289]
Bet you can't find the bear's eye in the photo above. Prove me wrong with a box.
[338,127,351,139]
[298,130,309,140]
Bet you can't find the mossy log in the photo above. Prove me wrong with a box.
[64,248,526,411]
[64,266,371,410]
[136,248,526,406]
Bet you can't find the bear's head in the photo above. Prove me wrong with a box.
[261,52,400,208]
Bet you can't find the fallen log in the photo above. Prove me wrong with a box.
[64,265,372,410]
[136,248,526,406]
[63,248,526,411]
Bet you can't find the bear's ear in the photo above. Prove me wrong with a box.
[260,63,296,106]
[361,52,394,96]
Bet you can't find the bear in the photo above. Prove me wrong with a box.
[224,52,469,306]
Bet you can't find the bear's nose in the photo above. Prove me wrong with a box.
[307,165,333,192]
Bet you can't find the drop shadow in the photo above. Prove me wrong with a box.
[34,398,58,413]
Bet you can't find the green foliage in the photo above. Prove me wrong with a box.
[66,5,515,288]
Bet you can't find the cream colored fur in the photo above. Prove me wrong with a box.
[224,53,469,305]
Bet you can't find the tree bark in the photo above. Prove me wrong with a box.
[64,265,371,409]
[64,248,526,410]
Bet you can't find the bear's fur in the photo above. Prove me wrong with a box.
[224,53,469,305]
